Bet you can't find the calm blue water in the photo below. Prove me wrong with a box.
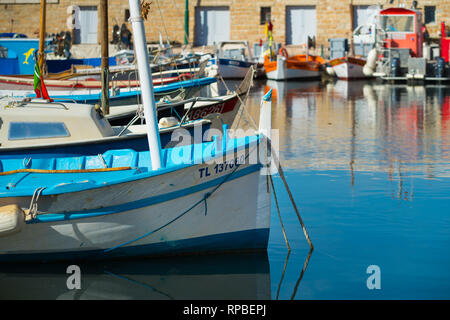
[1,80,449,299]
[262,80,450,300]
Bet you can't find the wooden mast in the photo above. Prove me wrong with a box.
[38,0,47,74]
[100,0,110,115]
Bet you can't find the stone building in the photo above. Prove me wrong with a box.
[1,0,449,50]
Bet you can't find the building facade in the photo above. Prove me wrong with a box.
[1,0,449,49]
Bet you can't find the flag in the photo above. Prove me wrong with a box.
[34,62,51,100]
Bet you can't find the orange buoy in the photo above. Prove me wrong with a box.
[279,47,289,58]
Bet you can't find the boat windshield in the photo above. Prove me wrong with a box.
[8,122,70,140]
[380,15,415,33]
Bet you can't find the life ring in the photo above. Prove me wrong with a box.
[279,47,288,58]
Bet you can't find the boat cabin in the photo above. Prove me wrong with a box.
[217,41,254,62]
[379,7,423,57]
[0,99,114,148]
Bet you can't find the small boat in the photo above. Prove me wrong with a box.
[328,56,371,80]
[0,76,218,106]
[264,49,325,80]
[55,55,203,82]
[0,129,271,262]
[211,41,258,79]
[0,88,272,262]
[107,80,251,127]
[0,68,200,91]
[0,0,272,263]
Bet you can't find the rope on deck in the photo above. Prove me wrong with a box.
[0,166,133,176]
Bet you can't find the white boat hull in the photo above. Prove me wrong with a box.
[215,58,255,79]
[331,58,370,80]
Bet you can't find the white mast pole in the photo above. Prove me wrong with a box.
[128,0,162,170]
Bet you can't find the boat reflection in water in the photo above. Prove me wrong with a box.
[0,252,270,299]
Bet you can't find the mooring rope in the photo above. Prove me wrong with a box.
[269,174,290,251]
[267,138,313,251]
[26,186,46,220]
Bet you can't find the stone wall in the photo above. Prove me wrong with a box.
[1,0,449,49]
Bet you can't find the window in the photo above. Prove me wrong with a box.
[424,6,436,24]
[352,5,381,30]
[125,9,130,22]
[380,15,415,33]
[260,7,271,25]
[8,122,70,140]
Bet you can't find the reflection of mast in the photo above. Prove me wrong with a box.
[349,99,356,187]
[391,160,414,201]
[397,161,403,200]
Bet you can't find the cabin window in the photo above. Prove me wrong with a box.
[424,6,436,24]
[260,7,271,25]
[8,122,70,140]
[380,15,414,33]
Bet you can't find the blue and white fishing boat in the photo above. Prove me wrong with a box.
[0,0,272,262]
[0,120,271,262]
[211,41,258,79]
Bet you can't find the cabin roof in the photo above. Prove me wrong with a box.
[380,8,418,15]
[0,99,114,148]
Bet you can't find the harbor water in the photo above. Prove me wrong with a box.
[1,79,449,299]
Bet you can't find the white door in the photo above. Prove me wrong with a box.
[195,7,230,46]
[79,6,98,44]
[286,6,316,45]
[353,5,380,29]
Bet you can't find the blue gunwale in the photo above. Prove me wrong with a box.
[218,58,255,68]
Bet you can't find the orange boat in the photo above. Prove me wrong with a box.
[264,49,326,80]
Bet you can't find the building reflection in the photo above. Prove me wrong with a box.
[248,79,450,180]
